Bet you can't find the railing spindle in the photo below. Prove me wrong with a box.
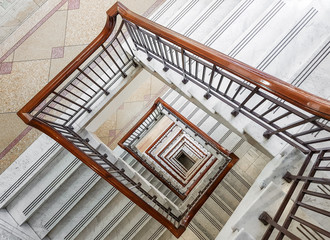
[204,65,216,99]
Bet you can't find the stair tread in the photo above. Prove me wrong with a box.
[149,0,188,26]
[28,165,99,238]
[166,0,211,34]
[184,0,243,42]
[7,151,79,225]
[47,180,117,240]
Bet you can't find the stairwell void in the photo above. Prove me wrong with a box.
[119,98,238,201]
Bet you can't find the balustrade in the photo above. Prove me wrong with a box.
[18,2,330,238]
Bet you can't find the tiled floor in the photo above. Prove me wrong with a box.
[0,0,49,43]
[0,0,164,173]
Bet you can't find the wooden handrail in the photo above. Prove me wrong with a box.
[18,1,330,123]
[17,3,119,123]
[29,118,184,236]
[114,2,330,120]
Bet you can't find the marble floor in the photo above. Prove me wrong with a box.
[0,0,49,43]
[0,0,164,173]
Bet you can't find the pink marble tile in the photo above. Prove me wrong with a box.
[0,0,67,63]
[51,46,64,59]
[0,62,13,74]
[118,104,124,110]
[144,95,151,101]
[109,129,116,137]
[68,0,80,10]
[0,126,32,160]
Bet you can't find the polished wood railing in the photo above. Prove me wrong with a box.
[17,1,330,238]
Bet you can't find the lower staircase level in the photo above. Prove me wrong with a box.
[0,86,271,240]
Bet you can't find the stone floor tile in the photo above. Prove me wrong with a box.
[0,113,27,152]
[0,59,50,113]
[48,44,86,79]
[13,10,67,61]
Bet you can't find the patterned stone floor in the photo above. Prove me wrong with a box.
[0,0,164,173]
[0,0,49,43]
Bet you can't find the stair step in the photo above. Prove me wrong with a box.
[166,0,211,34]
[255,1,330,81]
[85,202,138,240]
[199,116,218,134]
[149,0,188,26]
[225,169,251,196]
[122,213,152,240]
[204,194,231,226]
[0,136,60,208]
[47,180,117,240]
[162,88,179,105]
[7,151,80,225]
[203,0,277,52]
[0,209,41,240]
[226,0,313,66]
[131,217,164,240]
[187,221,210,240]
[189,109,207,126]
[213,183,241,212]
[192,209,221,239]
[288,36,330,98]
[171,95,188,110]
[27,165,100,239]
[183,0,243,42]
[157,229,174,240]
[221,132,242,151]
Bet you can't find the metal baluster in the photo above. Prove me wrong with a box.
[76,77,98,93]
[69,82,93,99]
[87,66,107,84]
[224,79,233,96]
[109,43,125,65]
[101,45,127,78]
[52,100,78,113]
[41,111,68,122]
[188,57,192,76]
[124,21,139,49]
[204,65,216,99]
[263,116,319,139]
[250,98,267,112]
[181,48,188,84]
[46,106,72,117]
[150,36,158,55]
[231,87,259,116]
[99,54,116,75]
[63,89,89,103]
[156,36,169,71]
[136,26,152,61]
[115,38,130,60]
[169,46,174,64]
[201,65,206,83]
[120,30,135,57]
[53,92,92,113]
[120,30,138,67]
[77,68,109,95]
[292,127,322,137]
